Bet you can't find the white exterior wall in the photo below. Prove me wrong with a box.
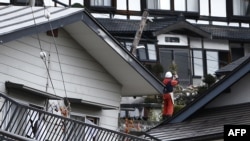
[203,39,229,50]
[0,29,121,129]
[190,37,202,49]
[206,73,250,108]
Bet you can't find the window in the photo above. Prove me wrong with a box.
[91,0,111,6]
[117,0,140,11]
[165,37,180,43]
[233,0,250,16]
[187,0,199,12]
[192,50,204,76]
[147,0,198,12]
[200,0,226,17]
[137,44,157,61]
[148,44,157,60]
[230,44,244,61]
[206,51,218,75]
[120,41,156,61]
[147,0,170,10]
[71,113,86,122]
[210,0,226,17]
[192,49,230,77]
[174,0,186,11]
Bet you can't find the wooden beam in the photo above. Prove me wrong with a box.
[130,11,149,56]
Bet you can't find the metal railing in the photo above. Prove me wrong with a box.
[0,93,154,141]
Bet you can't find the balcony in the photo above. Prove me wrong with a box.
[0,93,155,141]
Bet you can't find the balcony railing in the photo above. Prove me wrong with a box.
[0,93,154,141]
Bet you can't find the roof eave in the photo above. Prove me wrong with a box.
[0,11,83,45]
[169,58,250,123]
[153,21,211,38]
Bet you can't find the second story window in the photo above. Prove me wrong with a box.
[91,0,111,6]
[117,0,140,11]
[147,0,170,10]
[146,0,198,12]
[233,0,250,16]
[200,0,226,17]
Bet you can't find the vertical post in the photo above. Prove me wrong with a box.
[130,11,149,57]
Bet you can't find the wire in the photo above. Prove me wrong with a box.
[43,4,70,109]
[30,4,58,99]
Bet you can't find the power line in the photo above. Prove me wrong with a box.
[30,3,58,99]
[42,3,71,110]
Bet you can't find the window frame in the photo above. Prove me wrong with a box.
[143,0,199,19]
[226,0,250,22]
[191,49,230,77]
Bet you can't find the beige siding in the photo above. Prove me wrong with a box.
[0,29,122,129]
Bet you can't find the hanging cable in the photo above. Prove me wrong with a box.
[30,1,57,97]
[42,3,71,112]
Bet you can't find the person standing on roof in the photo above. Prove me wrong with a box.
[162,71,179,120]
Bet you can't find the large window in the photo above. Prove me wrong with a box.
[147,0,170,10]
[91,0,111,6]
[200,0,226,17]
[147,0,198,12]
[117,0,140,11]
[121,42,157,61]
[136,44,157,61]
[159,48,190,87]
[233,0,250,16]
[192,50,230,77]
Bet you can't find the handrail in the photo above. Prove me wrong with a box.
[0,93,154,141]
[0,129,37,141]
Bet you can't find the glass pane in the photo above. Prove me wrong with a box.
[193,50,203,76]
[91,0,110,6]
[129,0,140,11]
[174,50,190,87]
[125,42,132,51]
[211,0,226,17]
[174,0,186,11]
[148,44,157,60]
[147,0,170,10]
[117,0,127,10]
[104,0,111,6]
[187,0,199,12]
[233,0,250,16]
[138,48,147,60]
[200,0,209,16]
[71,115,85,122]
[206,51,218,75]
[159,49,172,73]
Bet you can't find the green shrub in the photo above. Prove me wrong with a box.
[174,105,185,114]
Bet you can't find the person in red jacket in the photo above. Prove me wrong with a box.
[162,71,179,120]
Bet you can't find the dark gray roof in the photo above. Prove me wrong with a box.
[146,102,250,141]
[198,25,250,41]
[215,54,250,75]
[97,18,250,41]
[145,55,250,140]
